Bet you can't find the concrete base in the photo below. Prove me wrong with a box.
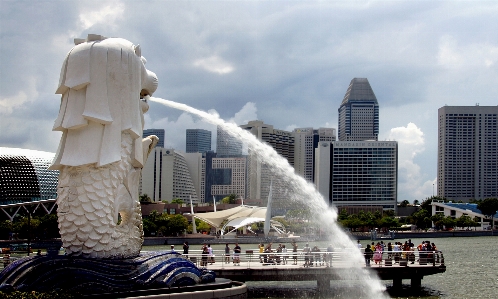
[125,282,247,299]
[317,277,329,292]
[411,276,422,289]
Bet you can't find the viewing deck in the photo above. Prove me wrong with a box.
[183,250,446,291]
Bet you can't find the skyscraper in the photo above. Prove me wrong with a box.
[141,148,200,203]
[143,129,165,148]
[216,126,243,157]
[186,129,212,154]
[240,120,294,212]
[293,127,335,182]
[315,141,398,211]
[437,106,498,201]
[338,78,379,141]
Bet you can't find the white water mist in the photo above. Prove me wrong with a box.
[150,97,388,298]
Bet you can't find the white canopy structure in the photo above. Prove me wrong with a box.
[189,205,286,236]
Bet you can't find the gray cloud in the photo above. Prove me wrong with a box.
[2,0,498,202]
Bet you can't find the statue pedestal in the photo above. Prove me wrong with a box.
[0,251,215,295]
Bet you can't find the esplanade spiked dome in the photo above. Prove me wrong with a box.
[341,78,378,106]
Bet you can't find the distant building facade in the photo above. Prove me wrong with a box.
[141,148,199,203]
[240,120,294,210]
[204,152,247,202]
[338,78,379,141]
[293,127,335,182]
[186,129,212,154]
[216,126,243,157]
[437,106,498,201]
[143,129,165,148]
[315,141,398,211]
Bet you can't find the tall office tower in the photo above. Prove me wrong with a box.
[293,128,336,182]
[338,78,379,141]
[186,129,212,154]
[140,148,199,203]
[437,106,498,201]
[204,152,247,202]
[143,129,165,148]
[315,141,398,211]
[240,120,294,212]
[216,126,243,157]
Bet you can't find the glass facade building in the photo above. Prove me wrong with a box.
[0,147,58,205]
[143,129,165,148]
[186,129,212,154]
[315,141,397,210]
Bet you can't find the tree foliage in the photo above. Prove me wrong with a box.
[171,198,184,204]
[477,198,498,219]
[221,194,237,204]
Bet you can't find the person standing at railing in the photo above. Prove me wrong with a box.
[207,244,215,264]
[225,243,231,264]
[201,244,209,267]
[303,243,311,267]
[183,241,189,258]
[259,243,264,263]
[282,244,288,265]
[292,241,298,265]
[364,244,373,267]
[233,243,241,266]
[326,244,333,267]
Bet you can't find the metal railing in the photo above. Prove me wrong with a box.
[167,248,445,269]
[0,249,444,270]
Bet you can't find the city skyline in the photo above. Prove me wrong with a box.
[2,1,498,203]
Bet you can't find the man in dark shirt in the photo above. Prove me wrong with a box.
[233,243,241,265]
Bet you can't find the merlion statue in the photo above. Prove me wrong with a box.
[50,34,159,258]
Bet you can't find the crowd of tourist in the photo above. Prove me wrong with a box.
[359,239,440,267]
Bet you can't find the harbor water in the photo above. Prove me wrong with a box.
[144,235,498,299]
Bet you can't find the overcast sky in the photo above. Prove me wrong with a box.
[1,1,497,203]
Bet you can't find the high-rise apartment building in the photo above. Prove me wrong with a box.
[315,141,398,210]
[293,128,336,182]
[143,129,165,148]
[240,120,294,211]
[140,148,199,203]
[216,126,243,157]
[437,106,498,201]
[186,129,212,154]
[338,78,379,141]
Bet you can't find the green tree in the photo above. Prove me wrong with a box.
[221,194,237,204]
[477,198,498,230]
[0,220,13,240]
[431,213,445,230]
[399,200,410,207]
[338,209,349,221]
[188,218,211,233]
[37,214,60,239]
[139,193,152,203]
[441,216,456,229]
[171,198,184,204]
[378,216,400,230]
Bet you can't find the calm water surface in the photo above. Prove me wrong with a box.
[144,235,498,299]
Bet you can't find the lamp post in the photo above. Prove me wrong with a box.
[432,184,434,197]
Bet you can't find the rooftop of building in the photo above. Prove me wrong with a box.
[341,78,378,106]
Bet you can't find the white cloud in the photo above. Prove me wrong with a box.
[79,0,124,30]
[438,35,498,69]
[0,78,38,115]
[193,55,235,74]
[228,102,258,125]
[388,123,428,201]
